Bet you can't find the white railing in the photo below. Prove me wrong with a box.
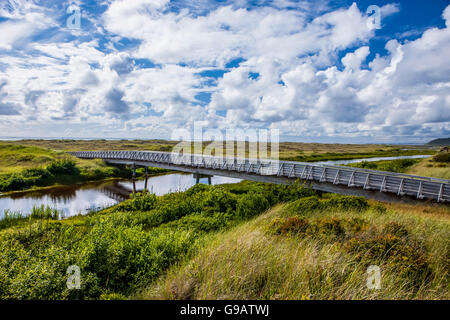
[69,150,450,202]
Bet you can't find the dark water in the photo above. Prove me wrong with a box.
[0,174,240,218]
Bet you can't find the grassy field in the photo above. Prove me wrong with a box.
[0,139,437,193]
[2,139,436,161]
[140,199,449,300]
[0,181,448,300]
[0,142,168,193]
[348,152,450,180]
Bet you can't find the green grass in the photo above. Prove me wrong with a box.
[0,142,169,193]
[0,180,448,300]
[346,158,422,173]
[2,139,436,161]
[139,195,449,300]
[0,181,315,299]
[347,157,450,180]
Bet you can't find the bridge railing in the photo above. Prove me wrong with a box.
[69,150,450,202]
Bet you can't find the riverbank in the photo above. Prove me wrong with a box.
[0,140,438,193]
[0,181,448,300]
[0,142,170,194]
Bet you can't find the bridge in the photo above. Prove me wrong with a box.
[70,150,450,203]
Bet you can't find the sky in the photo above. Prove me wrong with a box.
[0,0,449,143]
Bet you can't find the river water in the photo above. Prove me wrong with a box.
[0,154,431,218]
[0,174,240,218]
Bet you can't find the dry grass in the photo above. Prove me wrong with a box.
[137,201,449,300]
[406,158,450,180]
[2,139,435,162]
[0,141,115,174]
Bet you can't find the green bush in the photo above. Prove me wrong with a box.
[78,222,195,293]
[271,217,310,235]
[236,192,270,219]
[432,152,450,163]
[47,159,79,175]
[321,194,369,211]
[22,167,53,179]
[288,196,321,215]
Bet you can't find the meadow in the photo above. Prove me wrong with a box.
[0,142,168,193]
[348,149,450,179]
[0,181,448,300]
[0,139,437,193]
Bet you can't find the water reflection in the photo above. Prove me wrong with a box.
[0,174,241,218]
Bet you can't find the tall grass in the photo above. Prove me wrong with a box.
[140,196,449,300]
[30,205,64,220]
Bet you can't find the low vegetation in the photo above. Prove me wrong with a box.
[347,158,422,173]
[141,192,449,300]
[0,181,315,299]
[0,142,168,193]
[3,139,435,162]
[0,140,438,193]
[0,180,448,300]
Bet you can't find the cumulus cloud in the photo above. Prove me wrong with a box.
[0,1,449,142]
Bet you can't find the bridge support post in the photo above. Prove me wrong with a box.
[144,167,148,191]
[193,173,213,185]
[132,163,136,193]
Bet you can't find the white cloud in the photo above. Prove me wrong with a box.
[0,1,449,142]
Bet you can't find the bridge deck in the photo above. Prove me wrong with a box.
[70,151,450,203]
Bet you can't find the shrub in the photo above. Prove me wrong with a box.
[382,222,409,238]
[271,217,310,235]
[315,218,347,237]
[321,194,369,211]
[47,159,79,175]
[78,222,195,294]
[129,192,157,211]
[287,196,321,215]
[22,167,53,179]
[100,292,127,300]
[266,181,317,204]
[236,192,270,219]
[345,234,432,286]
[432,152,450,163]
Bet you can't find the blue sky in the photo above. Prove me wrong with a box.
[0,0,449,143]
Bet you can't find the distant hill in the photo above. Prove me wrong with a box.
[426,138,450,146]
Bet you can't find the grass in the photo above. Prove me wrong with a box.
[0,142,169,193]
[0,205,63,231]
[1,180,447,300]
[346,158,422,173]
[2,139,436,161]
[405,158,450,180]
[0,181,315,299]
[347,154,450,180]
[139,195,449,300]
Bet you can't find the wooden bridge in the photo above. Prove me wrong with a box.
[70,151,450,203]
